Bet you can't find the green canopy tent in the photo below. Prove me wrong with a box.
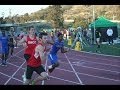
[90,16,117,28]
[89,16,118,42]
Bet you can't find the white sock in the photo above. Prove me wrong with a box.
[22,72,26,82]
[48,65,52,69]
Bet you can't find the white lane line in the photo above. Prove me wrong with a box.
[70,53,120,63]
[76,71,120,82]
[58,60,120,74]
[49,76,80,84]
[55,61,120,82]
[3,48,25,85]
[59,60,120,74]
[15,56,26,61]
[7,62,26,70]
[2,46,119,85]
[7,58,80,84]
[64,53,84,85]
[2,62,80,84]
[72,63,120,74]
[0,48,25,84]
[0,70,23,83]
[2,48,25,62]
[2,59,120,84]
[6,55,81,85]
[4,61,26,85]
[4,55,26,70]
[13,48,25,56]
[55,68,120,82]
[69,57,120,68]
[68,58,120,72]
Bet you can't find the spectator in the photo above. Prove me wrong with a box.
[107,28,114,45]
[95,30,101,53]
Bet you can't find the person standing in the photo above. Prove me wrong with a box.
[95,30,101,53]
[8,35,16,56]
[107,28,114,45]
[0,30,9,66]
[71,27,83,49]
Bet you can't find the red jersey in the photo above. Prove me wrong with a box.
[24,36,37,55]
[27,43,46,67]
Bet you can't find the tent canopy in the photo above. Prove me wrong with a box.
[89,16,117,28]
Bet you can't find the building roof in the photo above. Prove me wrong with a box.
[0,23,18,27]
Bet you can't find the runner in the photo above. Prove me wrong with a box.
[18,26,39,83]
[18,26,52,83]
[48,32,70,73]
[24,32,49,85]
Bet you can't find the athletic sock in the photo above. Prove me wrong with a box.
[48,65,53,69]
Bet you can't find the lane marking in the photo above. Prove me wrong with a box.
[64,53,84,85]
[68,53,120,63]
[0,71,23,83]
[69,57,120,68]
[4,61,26,85]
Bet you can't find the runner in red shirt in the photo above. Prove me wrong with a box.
[18,26,39,61]
[18,26,52,84]
[18,26,39,83]
[24,32,49,85]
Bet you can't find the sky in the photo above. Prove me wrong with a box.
[0,5,49,18]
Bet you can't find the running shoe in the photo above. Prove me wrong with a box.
[48,67,55,73]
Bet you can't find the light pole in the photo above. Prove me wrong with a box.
[93,5,96,44]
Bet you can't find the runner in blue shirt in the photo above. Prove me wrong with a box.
[0,31,9,66]
[48,32,70,73]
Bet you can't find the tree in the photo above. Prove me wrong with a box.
[46,5,64,30]
[24,13,30,22]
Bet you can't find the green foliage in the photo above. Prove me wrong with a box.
[1,5,120,26]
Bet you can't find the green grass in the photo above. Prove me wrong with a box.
[64,37,120,56]
[82,44,120,56]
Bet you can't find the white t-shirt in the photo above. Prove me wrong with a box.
[107,29,113,36]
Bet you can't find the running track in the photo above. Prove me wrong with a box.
[0,45,120,85]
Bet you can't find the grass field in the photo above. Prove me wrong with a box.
[64,37,120,56]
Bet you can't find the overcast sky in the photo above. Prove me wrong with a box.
[0,5,49,18]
